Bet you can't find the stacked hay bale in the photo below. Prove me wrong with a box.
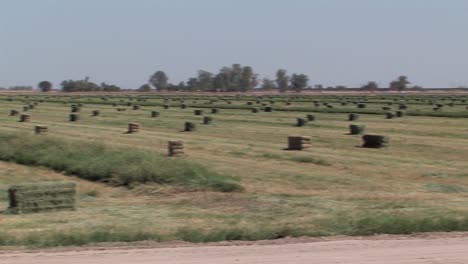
[151,111,160,118]
[251,108,259,113]
[348,113,359,121]
[296,118,308,127]
[71,105,80,113]
[163,104,170,109]
[10,110,19,116]
[203,116,213,125]
[362,135,389,148]
[194,110,203,116]
[349,124,365,135]
[35,125,48,134]
[69,113,79,122]
[127,123,140,133]
[92,110,100,116]
[19,114,30,122]
[184,122,196,132]
[357,103,367,109]
[7,182,76,214]
[211,108,219,114]
[386,112,395,119]
[264,106,273,112]
[396,111,405,117]
[306,114,316,121]
[288,136,311,151]
[23,106,29,112]
[132,105,140,110]
[168,140,184,156]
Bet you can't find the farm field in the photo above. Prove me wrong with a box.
[1,93,468,247]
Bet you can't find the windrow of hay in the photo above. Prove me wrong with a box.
[0,132,242,192]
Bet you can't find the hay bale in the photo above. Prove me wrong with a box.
[23,106,29,112]
[264,107,273,112]
[211,108,219,114]
[203,116,213,125]
[132,105,140,110]
[127,123,140,134]
[168,140,184,156]
[163,104,170,109]
[348,113,359,121]
[194,110,203,116]
[386,112,395,119]
[362,135,389,148]
[117,108,127,112]
[288,136,311,151]
[306,114,316,121]
[296,118,308,127]
[92,110,100,116]
[349,124,365,135]
[35,125,48,134]
[69,113,79,122]
[151,111,160,118]
[7,181,76,214]
[181,104,187,109]
[396,111,405,117]
[399,104,408,110]
[357,103,367,109]
[10,110,19,116]
[252,108,259,113]
[71,105,80,113]
[19,114,30,122]
[184,122,196,132]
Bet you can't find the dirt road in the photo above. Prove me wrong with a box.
[2,234,468,264]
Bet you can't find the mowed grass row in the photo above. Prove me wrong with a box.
[1,96,468,247]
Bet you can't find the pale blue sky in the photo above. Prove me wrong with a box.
[1,0,467,88]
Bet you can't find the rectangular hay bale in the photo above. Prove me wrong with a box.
[7,181,76,214]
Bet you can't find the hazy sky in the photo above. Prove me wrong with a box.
[1,0,467,89]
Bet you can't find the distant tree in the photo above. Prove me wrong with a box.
[177,81,186,91]
[239,66,258,92]
[361,81,379,91]
[276,69,289,92]
[389,76,410,92]
[229,64,243,91]
[61,78,99,92]
[290,74,309,92]
[8,86,33,91]
[213,73,227,91]
[100,82,121,92]
[314,84,324,89]
[260,78,276,90]
[196,70,214,91]
[137,84,151,92]
[149,71,169,91]
[38,81,52,92]
[186,78,198,91]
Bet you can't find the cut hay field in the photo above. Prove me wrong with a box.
[1,94,468,247]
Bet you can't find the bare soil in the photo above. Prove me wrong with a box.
[2,233,468,264]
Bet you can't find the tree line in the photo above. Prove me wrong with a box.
[140,64,310,93]
[33,64,425,92]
